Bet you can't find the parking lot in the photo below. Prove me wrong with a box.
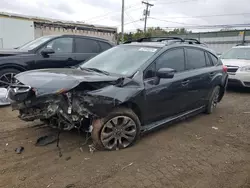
[0,88,249,188]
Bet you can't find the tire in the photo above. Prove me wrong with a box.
[0,68,21,88]
[91,107,141,151]
[205,86,220,114]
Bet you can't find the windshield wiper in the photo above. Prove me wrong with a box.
[79,67,110,75]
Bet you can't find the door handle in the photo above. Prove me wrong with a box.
[181,80,190,86]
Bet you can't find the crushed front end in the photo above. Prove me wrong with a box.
[8,84,93,131]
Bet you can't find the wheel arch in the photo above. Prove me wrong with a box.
[119,101,142,123]
[0,64,27,72]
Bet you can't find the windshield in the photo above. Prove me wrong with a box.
[221,48,250,60]
[80,45,159,76]
[18,36,55,50]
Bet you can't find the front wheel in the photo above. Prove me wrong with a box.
[91,108,141,150]
[205,86,220,114]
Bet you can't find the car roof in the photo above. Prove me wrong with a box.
[43,34,112,43]
[124,42,166,48]
[124,41,217,55]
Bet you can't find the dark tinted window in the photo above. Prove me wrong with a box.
[205,52,213,66]
[186,48,206,69]
[45,38,73,53]
[209,53,218,65]
[155,48,185,72]
[99,42,112,51]
[144,63,156,79]
[75,38,100,53]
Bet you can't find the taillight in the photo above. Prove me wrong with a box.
[223,65,228,73]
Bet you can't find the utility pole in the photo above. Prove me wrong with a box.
[142,1,154,33]
[121,0,125,42]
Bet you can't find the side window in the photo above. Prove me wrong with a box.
[45,38,73,53]
[99,42,112,51]
[144,63,156,79]
[155,48,185,72]
[205,52,213,66]
[209,53,219,65]
[186,48,206,69]
[75,38,100,53]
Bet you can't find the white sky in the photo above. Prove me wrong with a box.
[1,0,250,32]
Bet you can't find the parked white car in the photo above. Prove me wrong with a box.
[220,46,250,87]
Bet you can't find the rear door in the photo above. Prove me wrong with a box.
[73,37,101,65]
[184,47,212,110]
[34,37,76,69]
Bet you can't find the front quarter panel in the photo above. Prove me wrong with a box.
[75,83,144,118]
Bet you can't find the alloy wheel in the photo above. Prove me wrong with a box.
[0,73,16,88]
[100,116,137,150]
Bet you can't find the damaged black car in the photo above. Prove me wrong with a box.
[7,37,228,151]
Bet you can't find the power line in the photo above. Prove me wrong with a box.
[121,0,125,42]
[85,3,142,22]
[149,17,200,26]
[125,11,141,29]
[115,19,142,27]
[155,0,198,5]
[157,12,250,19]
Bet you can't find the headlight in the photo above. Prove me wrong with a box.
[239,66,250,72]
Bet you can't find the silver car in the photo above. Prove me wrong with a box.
[220,46,250,87]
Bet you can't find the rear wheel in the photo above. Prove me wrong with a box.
[0,68,20,88]
[91,108,141,150]
[205,86,220,114]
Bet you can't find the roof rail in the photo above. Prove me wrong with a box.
[123,37,208,47]
[123,36,184,44]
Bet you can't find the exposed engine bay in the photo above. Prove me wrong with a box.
[8,81,119,132]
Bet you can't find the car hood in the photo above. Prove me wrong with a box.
[0,48,29,56]
[221,59,250,67]
[15,68,124,96]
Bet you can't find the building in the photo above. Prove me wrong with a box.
[0,12,117,49]
[161,30,250,54]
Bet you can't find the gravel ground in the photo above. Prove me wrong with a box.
[0,88,250,188]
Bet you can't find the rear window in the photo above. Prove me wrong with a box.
[186,48,206,69]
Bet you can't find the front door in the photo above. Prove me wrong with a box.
[143,48,190,124]
[34,37,77,69]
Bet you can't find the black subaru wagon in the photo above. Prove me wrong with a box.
[8,37,228,151]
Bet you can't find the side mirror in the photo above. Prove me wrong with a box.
[41,48,55,56]
[156,68,175,79]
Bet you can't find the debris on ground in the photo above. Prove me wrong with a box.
[15,146,24,154]
[244,112,250,114]
[65,156,71,161]
[47,183,53,187]
[195,135,202,140]
[18,176,27,181]
[84,158,90,160]
[35,134,57,146]
[5,143,8,146]
[89,144,96,154]
[79,147,83,152]
[65,184,76,188]
[121,162,133,170]
[212,126,219,130]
